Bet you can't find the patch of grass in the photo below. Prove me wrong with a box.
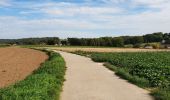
[0,44,10,48]
[151,87,170,100]
[104,63,150,88]
[0,51,66,100]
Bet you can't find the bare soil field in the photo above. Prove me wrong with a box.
[0,47,48,88]
[49,47,170,52]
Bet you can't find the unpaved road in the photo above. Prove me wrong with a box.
[0,47,48,88]
[56,51,154,100]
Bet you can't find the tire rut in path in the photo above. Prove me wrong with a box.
[56,51,154,100]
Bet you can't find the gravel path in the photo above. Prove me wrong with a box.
[56,51,154,100]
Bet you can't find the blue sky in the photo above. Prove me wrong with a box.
[0,0,170,39]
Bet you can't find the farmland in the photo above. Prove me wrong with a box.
[0,49,66,100]
[24,46,170,53]
[0,46,169,100]
[0,47,48,88]
[74,51,170,100]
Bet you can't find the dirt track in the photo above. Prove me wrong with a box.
[57,51,154,100]
[0,47,48,88]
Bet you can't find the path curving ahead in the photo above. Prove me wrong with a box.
[56,51,154,100]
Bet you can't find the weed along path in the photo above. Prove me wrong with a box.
[55,51,153,100]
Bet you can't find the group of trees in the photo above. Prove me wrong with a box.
[0,37,60,45]
[0,32,169,47]
[163,33,170,44]
[67,32,170,47]
[67,37,124,47]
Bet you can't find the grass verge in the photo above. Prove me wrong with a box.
[104,63,150,88]
[0,51,66,100]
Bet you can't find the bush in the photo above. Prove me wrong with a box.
[133,44,142,48]
[124,44,133,48]
[144,43,160,49]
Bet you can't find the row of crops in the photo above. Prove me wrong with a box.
[74,51,170,100]
[91,52,170,87]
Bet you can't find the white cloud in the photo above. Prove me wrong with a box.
[0,0,170,38]
[43,6,123,17]
[132,0,169,6]
[0,0,11,7]
[19,2,123,17]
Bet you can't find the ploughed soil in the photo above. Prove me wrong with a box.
[0,47,48,88]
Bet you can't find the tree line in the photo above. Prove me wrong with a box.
[0,37,60,45]
[67,32,170,47]
[0,32,169,47]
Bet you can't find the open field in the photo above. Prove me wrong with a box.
[0,50,66,100]
[74,51,170,100]
[21,45,170,52]
[52,47,170,52]
[0,47,48,88]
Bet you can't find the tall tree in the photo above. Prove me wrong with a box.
[112,37,124,47]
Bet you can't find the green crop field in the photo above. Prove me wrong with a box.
[0,51,66,100]
[74,51,170,100]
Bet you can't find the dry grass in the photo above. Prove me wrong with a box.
[49,47,170,52]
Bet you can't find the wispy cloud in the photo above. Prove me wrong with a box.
[0,0,11,7]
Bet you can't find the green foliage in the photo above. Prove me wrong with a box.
[133,43,142,48]
[144,32,164,43]
[163,33,170,44]
[68,37,125,47]
[0,32,170,47]
[67,32,170,47]
[144,43,160,49]
[152,87,170,100]
[0,37,60,45]
[68,37,115,47]
[112,37,124,47]
[104,63,150,88]
[67,38,81,46]
[122,36,144,45]
[130,36,144,45]
[124,44,133,48]
[0,44,10,47]
[0,52,66,100]
[91,52,170,87]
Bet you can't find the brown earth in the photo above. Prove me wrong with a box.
[49,47,170,52]
[0,47,48,88]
